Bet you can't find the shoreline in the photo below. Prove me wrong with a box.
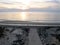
[0,21,60,26]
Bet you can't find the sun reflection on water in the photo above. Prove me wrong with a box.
[20,12,29,21]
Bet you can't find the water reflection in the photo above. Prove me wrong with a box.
[29,12,58,21]
[0,12,60,23]
[29,12,60,23]
[20,12,29,21]
[0,12,29,21]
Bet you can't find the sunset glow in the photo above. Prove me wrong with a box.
[21,12,28,21]
[19,0,30,10]
[0,0,59,10]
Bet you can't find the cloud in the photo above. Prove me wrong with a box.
[0,2,24,9]
[30,1,60,9]
[0,1,59,10]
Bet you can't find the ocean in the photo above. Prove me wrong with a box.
[0,12,60,23]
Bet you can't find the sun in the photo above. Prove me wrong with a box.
[20,0,30,10]
[18,0,47,10]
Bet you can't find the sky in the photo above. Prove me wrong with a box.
[0,0,59,3]
[0,0,59,10]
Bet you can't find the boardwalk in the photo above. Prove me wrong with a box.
[29,28,42,45]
